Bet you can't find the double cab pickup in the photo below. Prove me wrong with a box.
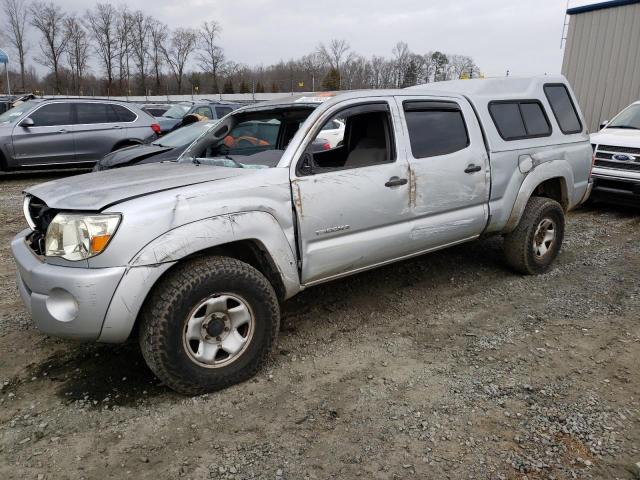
[12,76,593,394]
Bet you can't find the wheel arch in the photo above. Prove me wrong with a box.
[98,212,300,343]
[504,161,573,233]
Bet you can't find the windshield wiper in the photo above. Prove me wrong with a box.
[224,155,245,168]
[608,125,640,130]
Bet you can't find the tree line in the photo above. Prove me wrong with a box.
[0,0,482,97]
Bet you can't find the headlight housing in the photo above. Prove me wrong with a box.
[45,213,121,261]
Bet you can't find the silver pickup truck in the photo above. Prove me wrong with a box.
[11,76,593,394]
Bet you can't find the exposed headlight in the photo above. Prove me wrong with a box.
[45,213,121,261]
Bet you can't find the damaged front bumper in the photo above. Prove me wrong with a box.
[11,228,175,343]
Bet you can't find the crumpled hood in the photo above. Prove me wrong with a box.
[26,162,252,211]
[591,128,640,148]
[97,144,172,170]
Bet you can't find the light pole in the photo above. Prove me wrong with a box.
[0,48,10,96]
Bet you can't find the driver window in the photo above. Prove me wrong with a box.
[303,105,394,173]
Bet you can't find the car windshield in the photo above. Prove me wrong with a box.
[180,107,316,169]
[163,104,191,119]
[152,121,215,148]
[608,104,640,130]
[0,100,38,124]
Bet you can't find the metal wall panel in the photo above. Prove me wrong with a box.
[562,3,640,132]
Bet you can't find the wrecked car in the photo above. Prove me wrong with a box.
[11,77,593,394]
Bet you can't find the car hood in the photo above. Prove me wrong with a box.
[157,116,181,132]
[97,144,173,170]
[26,162,253,211]
[591,128,640,148]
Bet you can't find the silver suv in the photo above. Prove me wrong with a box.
[0,99,160,171]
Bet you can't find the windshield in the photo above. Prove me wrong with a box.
[608,104,640,130]
[163,104,191,119]
[152,121,215,148]
[0,100,38,124]
[180,107,315,169]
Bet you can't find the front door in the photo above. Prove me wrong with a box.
[292,100,414,285]
[12,102,75,167]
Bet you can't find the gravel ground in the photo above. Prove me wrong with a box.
[0,171,639,480]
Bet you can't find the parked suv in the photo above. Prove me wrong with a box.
[11,76,592,394]
[0,99,160,171]
[591,101,640,206]
[157,100,240,133]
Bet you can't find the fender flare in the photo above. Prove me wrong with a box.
[504,160,573,232]
[130,210,300,296]
[98,211,300,343]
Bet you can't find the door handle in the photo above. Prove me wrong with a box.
[385,176,408,187]
[112,125,123,129]
[58,129,68,134]
[464,164,482,174]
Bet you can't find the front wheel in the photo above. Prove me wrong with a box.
[503,196,565,275]
[139,256,280,395]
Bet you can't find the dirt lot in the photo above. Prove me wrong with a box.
[0,171,638,480]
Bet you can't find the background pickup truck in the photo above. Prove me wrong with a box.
[12,76,593,394]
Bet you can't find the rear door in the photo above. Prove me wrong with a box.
[74,102,126,163]
[395,96,490,249]
[11,102,76,166]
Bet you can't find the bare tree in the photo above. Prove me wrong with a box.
[197,20,225,94]
[85,3,118,95]
[163,27,197,94]
[115,7,133,95]
[30,1,68,93]
[392,41,411,88]
[149,19,167,94]
[129,11,152,94]
[317,39,353,88]
[2,0,29,91]
[300,52,325,92]
[64,16,90,94]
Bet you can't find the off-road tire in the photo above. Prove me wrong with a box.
[139,256,280,395]
[504,196,565,275]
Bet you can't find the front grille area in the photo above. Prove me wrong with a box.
[25,196,58,255]
[597,144,640,156]
[594,144,640,171]
[595,159,640,171]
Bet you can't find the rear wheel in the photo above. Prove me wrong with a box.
[503,196,565,275]
[139,256,280,395]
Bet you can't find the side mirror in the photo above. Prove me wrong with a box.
[299,152,314,176]
[599,120,609,130]
[20,117,34,128]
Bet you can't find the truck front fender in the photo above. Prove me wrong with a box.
[504,160,573,233]
[130,211,300,297]
[98,211,300,343]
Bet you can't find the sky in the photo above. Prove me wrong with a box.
[10,0,599,78]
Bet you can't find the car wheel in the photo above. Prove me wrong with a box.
[139,256,280,395]
[503,196,565,275]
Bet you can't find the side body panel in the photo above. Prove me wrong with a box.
[394,95,490,249]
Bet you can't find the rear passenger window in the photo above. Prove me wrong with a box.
[489,101,551,140]
[215,107,232,118]
[76,103,111,124]
[403,101,469,158]
[111,104,137,123]
[544,84,582,134]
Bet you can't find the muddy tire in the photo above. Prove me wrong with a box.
[139,256,280,395]
[503,196,565,275]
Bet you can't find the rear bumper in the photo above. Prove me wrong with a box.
[591,167,640,206]
[11,229,126,341]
